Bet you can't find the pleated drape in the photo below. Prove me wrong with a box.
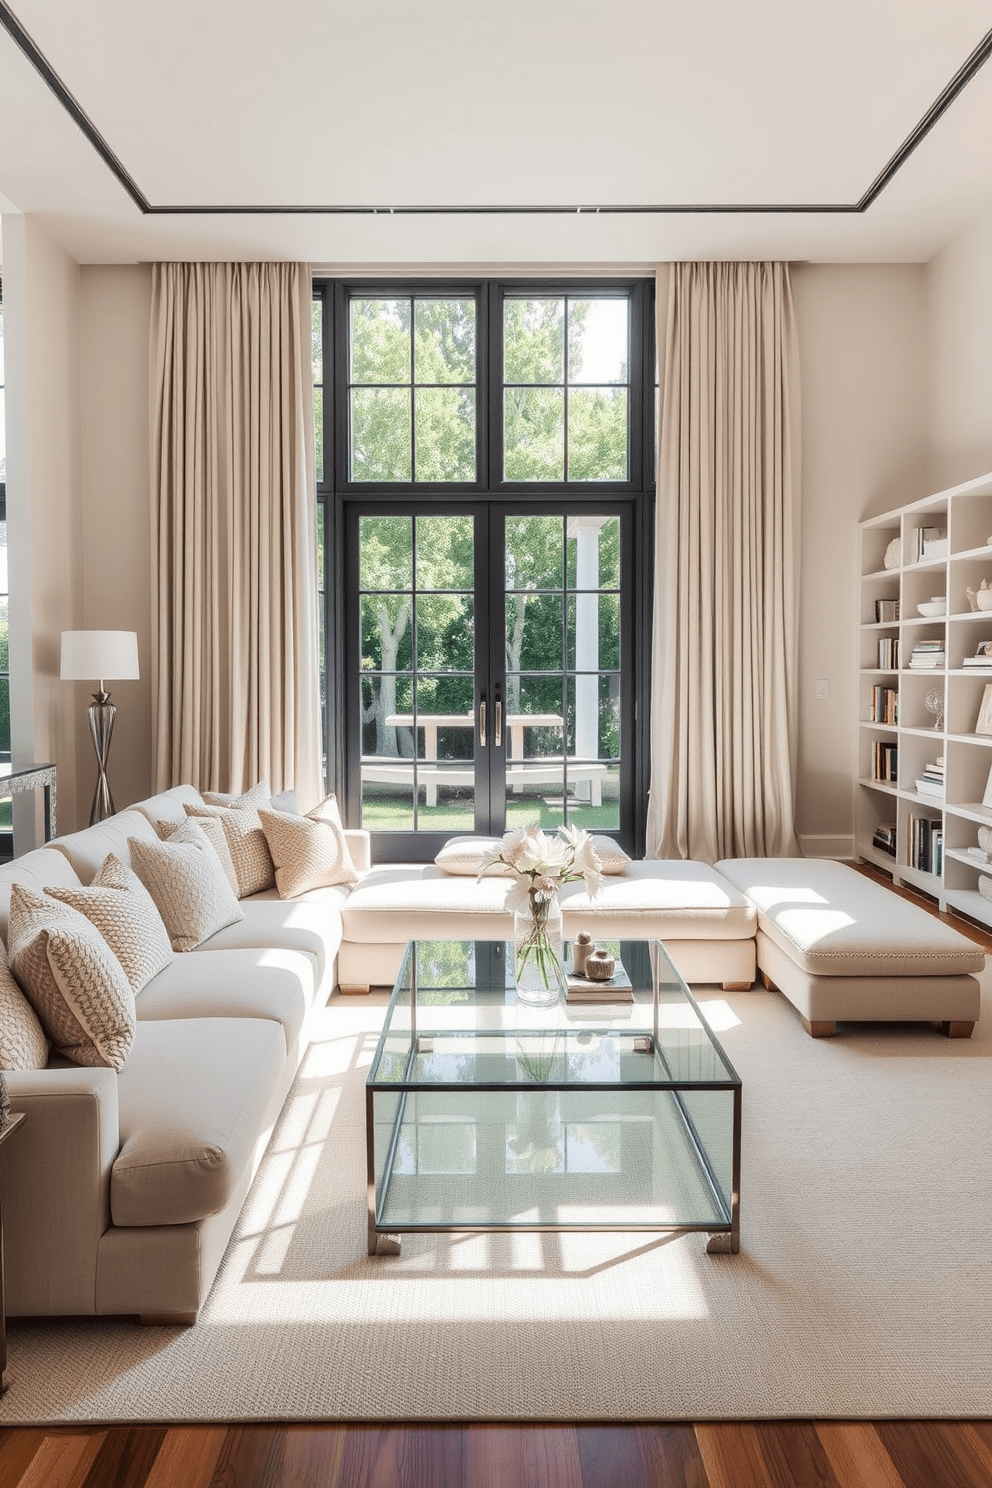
[149,262,323,807]
[645,261,801,863]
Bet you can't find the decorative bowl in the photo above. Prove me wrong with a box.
[978,591,992,612]
[917,600,946,617]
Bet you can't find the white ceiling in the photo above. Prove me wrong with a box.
[0,0,991,266]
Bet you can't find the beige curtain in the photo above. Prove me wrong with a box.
[645,261,801,863]
[149,262,323,807]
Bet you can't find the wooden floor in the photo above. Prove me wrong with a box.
[1,864,987,1485]
[1,1420,992,1486]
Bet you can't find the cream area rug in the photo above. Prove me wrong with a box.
[3,969,992,1425]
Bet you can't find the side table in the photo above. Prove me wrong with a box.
[0,764,57,844]
[0,1113,26,1393]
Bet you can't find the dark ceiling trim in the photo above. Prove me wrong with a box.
[1,1,990,219]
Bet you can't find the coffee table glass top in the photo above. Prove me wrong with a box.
[366,938,742,1252]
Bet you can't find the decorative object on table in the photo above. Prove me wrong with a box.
[60,630,139,825]
[883,537,901,570]
[925,689,944,731]
[917,598,946,617]
[478,825,603,1005]
[967,581,992,612]
[976,685,992,737]
[585,947,617,981]
[570,930,593,976]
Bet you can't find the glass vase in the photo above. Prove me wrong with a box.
[513,893,564,1006]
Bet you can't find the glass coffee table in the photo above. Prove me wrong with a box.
[366,939,741,1256]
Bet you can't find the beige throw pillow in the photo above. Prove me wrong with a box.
[589,836,631,875]
[47,853,173,995]
[157,815,240,897]
[7,884,136,1070]
[434,837,512,877]
[259,794,360,898]
[0,940,49,1071]
[128,827,244,952]
[187,782,275,898]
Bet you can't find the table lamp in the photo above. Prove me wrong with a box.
[60,630,139,825]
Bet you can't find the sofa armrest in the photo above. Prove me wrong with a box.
[344,828,372,875]
[1,1067,120,1316]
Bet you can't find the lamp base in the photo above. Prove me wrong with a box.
[88,691,117,825]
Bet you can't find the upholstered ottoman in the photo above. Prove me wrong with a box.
[715,858,984,1038]
[336,859,757,993]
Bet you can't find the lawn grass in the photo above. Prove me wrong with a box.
[359,792,619,833]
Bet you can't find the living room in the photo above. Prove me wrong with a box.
[1,1,992,1480]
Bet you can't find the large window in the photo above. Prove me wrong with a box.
[0,279,8,768]
[314,279,654,862]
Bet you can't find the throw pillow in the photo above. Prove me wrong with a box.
[128,827,244,952]
[0,940,49,1071]
[202,782,272,811]
[589,836,631,875]
[258,793,360,898]
[157,815,240,897]
[188,783,275,897]
[7,884,136,1070]
[47,853,174,995]
[434,837,513,877]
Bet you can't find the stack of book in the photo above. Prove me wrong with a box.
[564,965,634,1004]
[915,757,945,798]
[876,636,900,668]
[908,814,943,875]
[871,823,897,858]
[910,640,945,669]
[874,598,900,623]
[963,643,992,668]
[873,740,897,782]
[869,685,898,724]
[916,525,948,561]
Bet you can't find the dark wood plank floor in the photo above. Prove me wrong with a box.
[1,1421,992,1486]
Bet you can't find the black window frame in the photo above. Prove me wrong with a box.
[314,276,655,858]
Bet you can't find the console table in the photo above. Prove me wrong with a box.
[0,1113,26,1393]
[0,763,57,844]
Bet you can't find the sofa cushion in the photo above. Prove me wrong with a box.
[715,858,985,977]
[112,1016,285,1226]
[198,889,346,995]
[344,864,516,941]
[560,860,758,939]
[136,947,316,1053]
[0,940,49,1070]
[131,785,206,829]
[129,828,244,952]
[51,810,161,884]
[0,848,81,944]
[259,794,359,897]
[47,854,174,995]
[7,884,136,1070]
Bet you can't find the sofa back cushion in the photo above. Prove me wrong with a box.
[47,854,174,995]
[130,785,205,829]
[129,828,244,952]
[7,884,136,1070]
[0,848,82,945]
[52,810,161,884]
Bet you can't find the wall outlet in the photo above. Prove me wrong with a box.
[815,679,830,700]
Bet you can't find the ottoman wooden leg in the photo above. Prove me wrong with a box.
[941,1020,975,1039]
[338,984,372,996]
[759,970,777,992]
[801,1018,836,1038]
[722,981,753,991]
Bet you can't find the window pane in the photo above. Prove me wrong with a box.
[414,388,476,482]
[504,299,564,384]
[0,677,9,758]
[568,300,628,384]
[311,299,323,383]
[519,595,563,672]
[362,597,413,674]
[360,515,412,592]
[313,385,323,483]
[0,596,7,670]
[416,514,474,591]
[414,299,475,384]
[567,388,628,482]
[504,388,564,482]
[506,515,564,591]
[567,594,620,671]
[351,388,411,481]
[0,520,6,594]
[0,387,5,481]
[351,299,411,384]
[416,594,474,672]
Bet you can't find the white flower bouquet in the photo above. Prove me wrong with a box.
[478,826,603,996]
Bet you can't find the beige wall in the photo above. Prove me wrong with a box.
[791,264,927,857]
[925,200,992,492]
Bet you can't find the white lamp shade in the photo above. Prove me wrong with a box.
[60,630,140,682]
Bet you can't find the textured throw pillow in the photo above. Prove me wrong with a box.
[259,793,360,898]
[47,853,174,995]
[7,884,136,1070]
[128,827,244,952]
[434,837,513,877]
[157,814,240,897]
[0,940,49,1071]
[589,836,631,875]
[188,782,275,897]
[202,782,272,812]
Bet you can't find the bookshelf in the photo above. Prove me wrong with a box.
[857,471,992,928]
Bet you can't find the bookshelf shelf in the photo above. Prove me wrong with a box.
[857,472,992,914]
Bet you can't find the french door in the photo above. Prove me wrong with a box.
[345,499,634,863]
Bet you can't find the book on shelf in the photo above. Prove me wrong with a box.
[874,598,900,623]
[869,685,898,724]
[907,814,943,875]
[871,823,897,857]
[910,640,945,668]
[916,525,948,561]
[872,740,898,782]
[876,636,900,669]
[963,657,992,667]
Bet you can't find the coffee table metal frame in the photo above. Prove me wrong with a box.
[366,938,742,1257]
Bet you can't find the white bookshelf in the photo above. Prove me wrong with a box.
[857,471,992,928]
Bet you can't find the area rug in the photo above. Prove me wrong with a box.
[3,970,992,1425]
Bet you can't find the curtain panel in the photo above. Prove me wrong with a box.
[646,261,801,863]
[149,262,323,806]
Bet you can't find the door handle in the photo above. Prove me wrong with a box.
[495,699,503,748]
[479,698,486,747]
